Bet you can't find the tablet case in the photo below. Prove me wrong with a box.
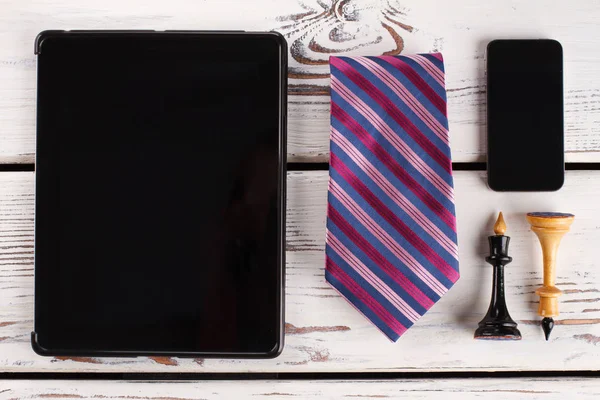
[32,30,287,358]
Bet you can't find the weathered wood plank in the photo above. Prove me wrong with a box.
[1,171,600,372]
[2,378,600,399]
[1,0,600,163]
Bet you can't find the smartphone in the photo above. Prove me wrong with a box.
[487,39,564,191]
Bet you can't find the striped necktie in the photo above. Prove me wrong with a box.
[325,54,459,341]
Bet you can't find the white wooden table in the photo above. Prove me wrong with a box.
[1,0,600,398]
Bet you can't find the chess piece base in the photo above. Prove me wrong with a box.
[474,323,522,340]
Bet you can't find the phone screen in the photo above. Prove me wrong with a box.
[487,39,564,191]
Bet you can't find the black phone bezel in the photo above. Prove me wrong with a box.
[486,38,565,192]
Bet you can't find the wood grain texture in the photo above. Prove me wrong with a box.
[2,171,600,372]
[1,0,600,163]
[2,378,600,399]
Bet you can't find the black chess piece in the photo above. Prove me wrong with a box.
[474,212,522,340]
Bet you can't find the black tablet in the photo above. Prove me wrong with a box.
[33,31,286,358]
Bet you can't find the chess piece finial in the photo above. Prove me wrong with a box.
[494,212,507,235]
[474,212,521,340]
[526,212,575,341]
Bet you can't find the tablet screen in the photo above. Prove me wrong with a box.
[34,32,285,356]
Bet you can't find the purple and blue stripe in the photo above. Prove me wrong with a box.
[325,53,459,341]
